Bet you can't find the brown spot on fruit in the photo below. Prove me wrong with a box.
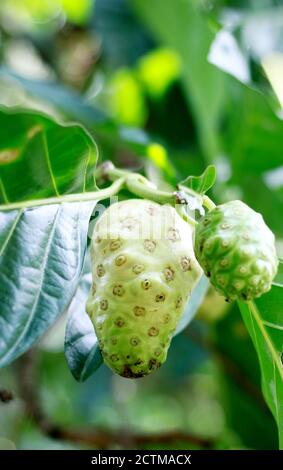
[163,267,175,281]
[115,317,125,327]
[95,236,101,244]
[97,264,105,277]
[164,314,171,323]
[130,337,140,346]
[142,279,151,290]
[110,239,122,251]
[122,366,145,378]
[133,264,145,274]
[115,254,126,266]
[134,306,146,317]
[91,283,97,295]
[176,296,183,308]
[154,348,162,357]
[100,299,108,310]
[148,358,160,370]
[155,293,166,302]
[148,327,159,337]
[147,206,156,216]
[110,354,119,362]
[144,239,156,253]
[113,284,125,296]
[111,338,117,345]
[181,257,191,272]
[168,227,181,242]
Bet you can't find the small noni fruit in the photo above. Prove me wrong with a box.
[86,199,202,378]
[194,200,278,301]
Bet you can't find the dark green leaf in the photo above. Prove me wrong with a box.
[0,107,98,203]
[225,83,283,176]
[179,165,217,195]
[214,304,278,449]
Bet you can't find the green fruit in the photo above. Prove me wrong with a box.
[194,200,278,301]
[86,199,202,378]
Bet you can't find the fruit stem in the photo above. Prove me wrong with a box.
[202,195,216,211]
[0,178,126,212]
[97,162,178,205]
[176,205,197,227]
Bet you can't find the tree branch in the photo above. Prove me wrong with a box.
[16,350,213,450]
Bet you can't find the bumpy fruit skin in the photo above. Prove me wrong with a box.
[86,199,202,378]
[194,200,278,301]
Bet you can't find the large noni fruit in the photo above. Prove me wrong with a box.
[194,200,278,302]
[86,199,202,378]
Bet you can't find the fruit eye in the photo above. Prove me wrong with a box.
[175,296,183,308]
[144,239,156,253]
[148,327,159,337]
[134,306,146,317]
[100,299,108,310]
[110,239,122,251]
[181,257,191,272]
[168,227,181,242]
[155,293,165,302]
[115,317,125,327]
[97,264,105,277]
[142,279,151,290]
[113,284,125,296]
[115,255,126,266]
[133,264,145,274]
[163,267,175,281]
[130,337,140,346]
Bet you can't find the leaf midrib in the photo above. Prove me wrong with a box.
[248,301,283,381]
[0,206,62,363]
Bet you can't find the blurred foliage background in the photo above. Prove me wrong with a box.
[0,0,283,450]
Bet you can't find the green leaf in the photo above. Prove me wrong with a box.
[0,202,95,368]
[0,107,99,367]
[274,260,283,287]
[225,83,283,176]
[174,275,209,336]
[179,165,217,195]
[0,67,109,128]
[0,107,98,203]
[64,272,103,382]
[238,260,283,448]
[214,304,278,449]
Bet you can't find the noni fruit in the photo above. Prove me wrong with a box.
[86,199,202,378]
[194,200,278,301]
